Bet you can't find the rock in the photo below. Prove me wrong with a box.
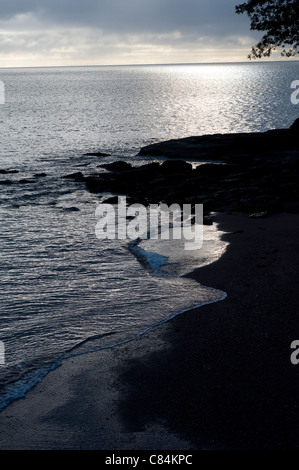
[0,169,19,174]
[61,172,84,180]
[100,161,132,172]
[85,176,103,193]
[34,173,47,177]
[195,163,234,177]
[0,180,13,185]
[84,151,111,157]
[102,196,120,204]
[160,160,192,174]
[130,163,161,176]
[138,134,233,159]
[290,118,299,132]
[203,215,214,225]
[19,179,36,184]
[201,199,215,212]
[64,207,80,212]
[138,125,299,160]
[79,126,298,214]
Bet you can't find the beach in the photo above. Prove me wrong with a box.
[0,210,298,450]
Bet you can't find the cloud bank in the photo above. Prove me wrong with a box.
[0,0,269,66]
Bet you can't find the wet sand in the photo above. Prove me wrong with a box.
[0,211,298,450]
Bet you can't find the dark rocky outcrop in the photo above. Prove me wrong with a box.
[138,121,298,161]
[100,161,132,172]
[83,119,299,216]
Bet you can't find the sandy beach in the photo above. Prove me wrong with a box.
[0,210,298,450]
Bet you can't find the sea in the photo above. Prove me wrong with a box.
[0,61,298,411]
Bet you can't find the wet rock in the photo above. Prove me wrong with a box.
[290,118,299,132]
[195,163,235,177]
[0,180,13,185]
[0,169,19,174]
[138,134,233,159]
[85,176,104,193]
[61,172,84,180]
[130,162,161,177]
[100,161,132,172]
[19,179,36,184]
[80,125,298,215]
[84,151,111,157]
[103,196,120,204]
[64,207,80,212]
[203,215,214,225]
[160,160,192,174]
[138,125,298,161]
[112,162,160,180]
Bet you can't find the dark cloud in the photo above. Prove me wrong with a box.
[0,0,250,35]
[0,0,258,66]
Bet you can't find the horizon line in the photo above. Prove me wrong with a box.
[0,58,298,70]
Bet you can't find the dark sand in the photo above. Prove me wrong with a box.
[0,211,298,450]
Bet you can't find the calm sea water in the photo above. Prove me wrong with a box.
[0,62,298,410]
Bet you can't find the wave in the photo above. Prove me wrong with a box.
[0,235,227,413]
[128,237,169,273]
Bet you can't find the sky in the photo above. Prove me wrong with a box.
[0,0,293,67]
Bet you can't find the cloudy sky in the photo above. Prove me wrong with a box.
[0,0,287,67]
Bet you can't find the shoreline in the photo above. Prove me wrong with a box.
[0,210,298,449]
[0,222,227,415]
